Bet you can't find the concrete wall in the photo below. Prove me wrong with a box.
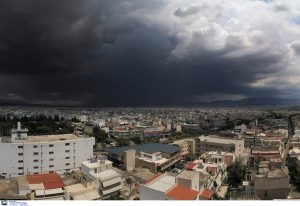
[254,176,289,200]
[139,185,167,200]
[123,149,136,172]
[135,158,156,172]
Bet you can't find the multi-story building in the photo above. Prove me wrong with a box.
[0,122,95,178]
[234,124,247,133]
[81,158,123,198]
[108,143,181,172]
[172,138,195,157]
[195,135,244,157]
[254,169,290,200]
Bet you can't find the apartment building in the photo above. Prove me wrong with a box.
[81,158,123,198]
[172,138,195,157]
[0,122,95,178]
[108,143,181,172]
[195,135,244,157]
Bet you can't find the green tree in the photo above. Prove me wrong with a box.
[93,126,108,143]
[226,160,246,187]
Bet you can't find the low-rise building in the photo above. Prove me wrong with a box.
[139,172,200,200]
[254,169,290,200]
[17,173,65,200]
[195,135,244,157]
[108,143,181,172]
[81,158,123,198]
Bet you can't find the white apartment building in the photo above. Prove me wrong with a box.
[81,158,123,197]
[0,122,95,178]
[234,124,247,133]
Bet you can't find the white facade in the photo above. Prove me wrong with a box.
[81,159,123,197]
[234,124,247,133]
[0,130,95,178]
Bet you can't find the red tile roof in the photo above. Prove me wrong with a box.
[200,189,213,200]
[186,163,197,170]
[166,185,199,200]
[27,173,64,189]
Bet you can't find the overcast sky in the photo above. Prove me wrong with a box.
[1,0,300,106]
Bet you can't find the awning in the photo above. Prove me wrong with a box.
[102,185,122,195]
[73,191,101,200]
[102,177,121,187]
[45,188,64,195]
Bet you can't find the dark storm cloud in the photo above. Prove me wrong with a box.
[0,0,296,106]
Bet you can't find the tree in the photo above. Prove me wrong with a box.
[115,137,130,147]
[226,160,246,187]
[93,126,108,143]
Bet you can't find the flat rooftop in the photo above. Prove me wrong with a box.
[198,135,243,144]
[177,170,198,180]
[110,143,180,155]
[91,169,120,181]
[12,134,87,143]
[146,174,176,192]
[136,156,169,165]
[82,160,112,169]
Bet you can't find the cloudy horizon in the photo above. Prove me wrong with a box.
[1,0,300,106]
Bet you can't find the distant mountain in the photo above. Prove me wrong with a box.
[196,97,300,107]
[0,97,299,107]
[0,99,35,106]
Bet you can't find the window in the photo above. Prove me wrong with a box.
[18,160,23,163]
[65,150,70,153]
[18,153,23,156]
[65,163,70,166]
[65,143,70,146]
[33,160,39,162]
[18,167,23,170]
[49,165,54,168]
[2,173,7,175]
[33,145,38,148]
[34,172,38,174]
[94,168,97,173]
[49,151,54,155]
[49,158,54,161]
[65,157,70,159]
[33,152,39,155]
[49,144,54,147]
[34,166,38,169]
[18,145,23,149]
[18,173,24,175]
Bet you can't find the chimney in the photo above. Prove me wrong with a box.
[17,122,21,130]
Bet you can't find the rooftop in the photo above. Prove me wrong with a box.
[110,143,180,155]
[90,169,120,181]
[12,133,87,143]
[166,185,199,200]
[177,170,198,180]
[200,189,213,200]
[198,135,243,144]
[81,159,112,169]
[146,174,176,192]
